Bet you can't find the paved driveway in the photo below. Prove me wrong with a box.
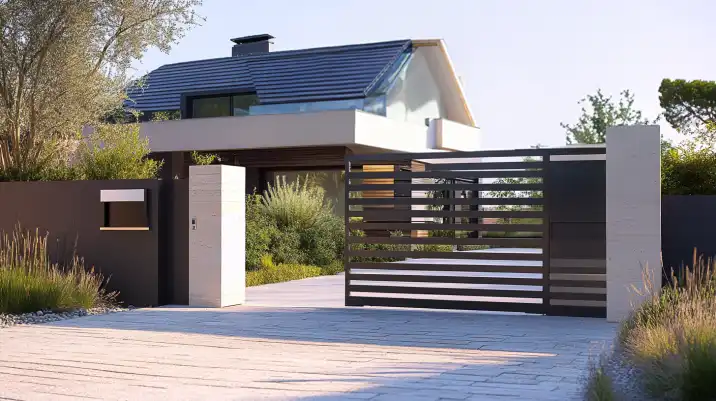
[0,302,615,401]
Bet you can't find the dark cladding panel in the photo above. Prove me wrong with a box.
[548,160,606,223]
[550,223,606,260]
[662,195,716,280]
[0,180,164,307]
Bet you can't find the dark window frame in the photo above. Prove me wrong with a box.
[180,88,258,119]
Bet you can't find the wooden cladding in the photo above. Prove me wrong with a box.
[345,146,607,318]
[219,146,349,168]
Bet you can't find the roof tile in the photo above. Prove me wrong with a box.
[127,40,411,111]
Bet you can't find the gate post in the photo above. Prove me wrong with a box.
[188,165,246,307]
[606,125,661,322]
[542,153,551,315]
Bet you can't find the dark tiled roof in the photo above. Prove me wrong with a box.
[127,40,412,111]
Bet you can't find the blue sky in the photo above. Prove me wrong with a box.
[134,0,713,149]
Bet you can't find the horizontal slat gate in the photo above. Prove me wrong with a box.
[344,147,606,318]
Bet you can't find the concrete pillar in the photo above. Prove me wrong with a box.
[606,125,661,322]
[188,165,246,307]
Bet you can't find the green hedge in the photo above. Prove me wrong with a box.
[662,142,716,195]
[246,257,343,287]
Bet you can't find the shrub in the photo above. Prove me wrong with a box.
[75,123,161,180]
[270,228,305,265]
[300,212,345,266]
[261,176,330,231]
[457,245,490,251]
[320,260,344,276]
[246,177,344,268]
[662,139,716,195]
[0,227,116,314]
[414,244,453,253]
[349,230,408,263]
[246,194,279,269]
[349,241,408,263]
[190,151,219,166]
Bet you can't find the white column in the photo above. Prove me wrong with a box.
[606,125,661,322]
[188,165,246,307]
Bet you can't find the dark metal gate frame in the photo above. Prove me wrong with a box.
[344,146,607,318]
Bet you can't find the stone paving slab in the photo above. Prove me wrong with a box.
[0,305,615,401]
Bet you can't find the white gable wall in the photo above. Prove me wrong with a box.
[385,48,447,127]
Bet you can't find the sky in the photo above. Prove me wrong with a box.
[133,0,714,150]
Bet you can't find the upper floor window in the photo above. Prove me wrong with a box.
[188,93,259,118]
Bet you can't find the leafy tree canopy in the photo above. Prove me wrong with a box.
[659,79,716,137]
[0,0,202,178]
[562,89,657,144]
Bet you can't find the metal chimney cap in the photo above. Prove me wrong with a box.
[230,34,274,45]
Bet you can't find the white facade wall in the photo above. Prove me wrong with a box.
[385,48,447,126]
[139,109,481,154]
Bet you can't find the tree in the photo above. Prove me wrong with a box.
[0,0,202,179]
[659,79,716,137]
[562,89,657,144]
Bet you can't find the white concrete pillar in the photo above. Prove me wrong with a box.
[606,125,661,322]
[188,165,246,307]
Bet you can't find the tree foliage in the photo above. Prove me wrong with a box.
[562,89,657,144]
[190,151,219,166]
[0,0,202,178]
[75,123,161,180]
[659,79,716,137]
[662,137,716,195]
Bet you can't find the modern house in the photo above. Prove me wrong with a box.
[129,34,479,203]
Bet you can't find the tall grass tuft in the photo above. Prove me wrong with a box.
[618,250,716,401]
[0,226,116,314]
[583,356,617,401]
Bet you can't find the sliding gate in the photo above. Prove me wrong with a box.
[345,146,607,318]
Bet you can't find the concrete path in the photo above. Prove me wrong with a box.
[0,304,615,401]
[247,274,346,307]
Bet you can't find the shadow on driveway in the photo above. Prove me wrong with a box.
[46,305,615,353]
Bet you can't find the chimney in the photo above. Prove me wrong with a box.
[231,34,274,57]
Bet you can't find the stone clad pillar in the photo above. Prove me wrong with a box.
[606,125,661,322]
[188,165,246,307]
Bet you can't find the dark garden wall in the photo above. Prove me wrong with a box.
[163,178,189,305]
[662,195,716,280]
[0,179,188,307]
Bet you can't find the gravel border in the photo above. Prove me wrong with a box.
[584,347,656,401]
[0,306,130,328]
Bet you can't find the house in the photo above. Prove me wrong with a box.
[129,34,480,203]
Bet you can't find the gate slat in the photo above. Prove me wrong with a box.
[347,250,544,261]
[349,285,544,299]
[348,223,544,232]
[347,262,543,274]
[347,297,546,313]
[347,236,543,247]
[350,274,543,286]
[347,209,545,219]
